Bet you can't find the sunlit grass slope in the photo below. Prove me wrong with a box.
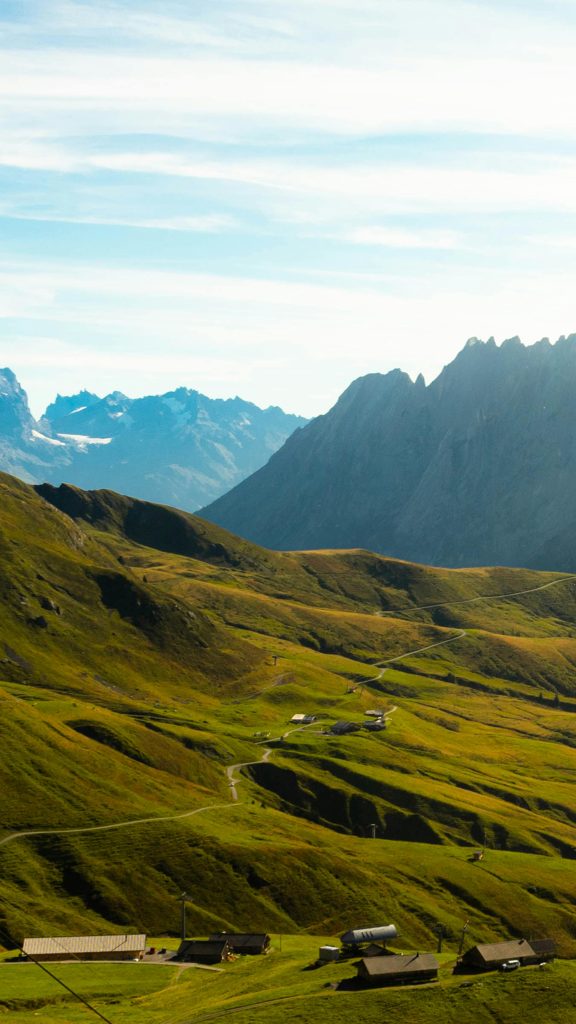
[3,940,576,1024]
[1,474,576,976]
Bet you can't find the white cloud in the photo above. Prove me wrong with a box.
[2,0,576,421]
[3,259,576,420]
[0,206,237,233]
[1,41,576,142]
[6,142,576,222]
[344,226,462,250]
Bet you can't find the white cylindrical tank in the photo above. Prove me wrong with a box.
[340,924,397,945]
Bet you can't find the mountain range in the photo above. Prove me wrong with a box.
[203,335,576,571]
[0,368,306,510]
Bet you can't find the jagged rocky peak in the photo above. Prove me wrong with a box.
[0,367,20,390]
[44,390,132,437]
[103,390,129,404]
[43,389,101,422]
[0,367,36,437]
[202,333,576,571]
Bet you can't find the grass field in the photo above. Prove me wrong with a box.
[2,475,576,1022]
[3,938,576,1024]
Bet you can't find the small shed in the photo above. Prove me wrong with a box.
[364,721,386,732]
[319,945,340,962]
[290,714,316,725]
[210,933,271,955]
[22,934,146,963]
[460,938,539,971]
[177,939,231,964]
[357,952,439,986]
[364,710,384,718]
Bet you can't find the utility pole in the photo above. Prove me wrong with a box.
[458,920,469,957]
[180,892,188,942]
[434,923,445,953]
[369,823,377,839]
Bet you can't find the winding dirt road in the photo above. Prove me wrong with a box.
[2,572,572,851]
[226,748,273,802]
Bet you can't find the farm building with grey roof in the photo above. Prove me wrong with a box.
[357,952,439,986]
[23,934,146,962]
[460,938,555,971]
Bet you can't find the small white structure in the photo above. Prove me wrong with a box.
[364,710,384,718]
[290,714,316,724]
[319,945,340,962]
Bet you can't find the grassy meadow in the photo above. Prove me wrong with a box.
[2,475,576,1020]
[3,939,576,1024]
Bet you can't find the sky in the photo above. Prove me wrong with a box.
[2,0,576,418]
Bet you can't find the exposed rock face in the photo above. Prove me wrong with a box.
[0,368,35,439]
[0,367,59,482]
[0,375,306,511]
[202,335,576,570]
[42,389,101,424]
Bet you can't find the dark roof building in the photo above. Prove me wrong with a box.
[357,952,439,986]
[210,933,271,955]
[177,939,231,964]
[529,938,556,960]
[362,943,389,957]
[22,934,146,962]
[330,721,361,735]
[460,938,553,971]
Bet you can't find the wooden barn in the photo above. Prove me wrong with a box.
[210,933,271,955]
[357,952,439,986]
[459,938,554,971]
[22,934,146,962]
[177,939,231,964]
[330,721,361,735]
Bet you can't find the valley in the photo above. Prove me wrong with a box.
[2,473,576,1021]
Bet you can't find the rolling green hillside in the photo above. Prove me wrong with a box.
[2,472,576,988]
[4,937,576,1024]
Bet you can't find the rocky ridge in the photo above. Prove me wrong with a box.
[202,335,576,570]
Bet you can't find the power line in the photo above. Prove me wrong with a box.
[0,925,116,1024]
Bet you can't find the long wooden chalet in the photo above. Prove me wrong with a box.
[460,937,556,971]
[357,952,439,986]
[23,934,146,962]
[210,932,271,955]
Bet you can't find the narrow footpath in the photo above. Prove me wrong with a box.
[1,572,572,850]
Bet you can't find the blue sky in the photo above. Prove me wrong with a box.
[2,0,576,417]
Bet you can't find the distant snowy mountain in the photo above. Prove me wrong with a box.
[42,389,101,424]
[0,369,306,510]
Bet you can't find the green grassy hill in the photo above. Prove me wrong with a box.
[2,471,576,1003]
[4,937,576,1024]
